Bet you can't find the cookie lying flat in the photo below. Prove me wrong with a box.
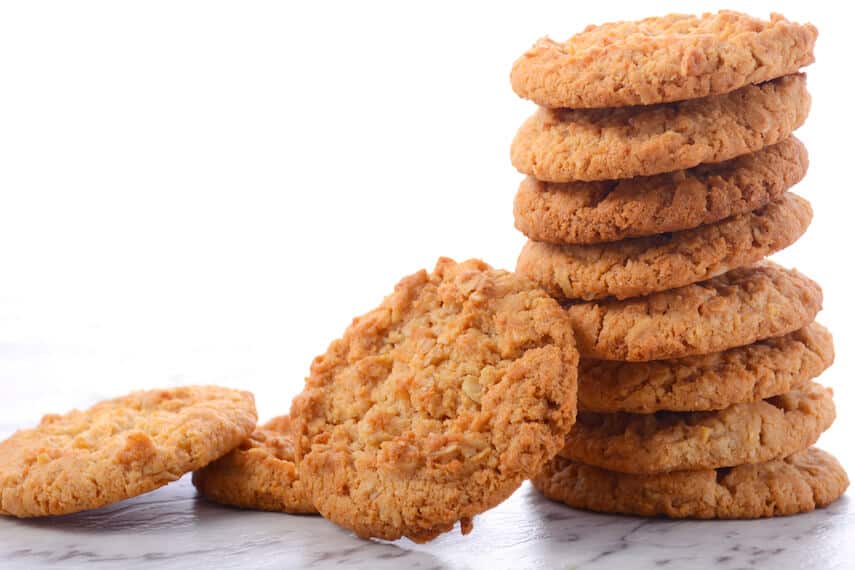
[513,137,808,244]
[533,448,848,519]
[192,415,315,514]
[561,382,834,474]
[0,386,257,517]
[568,261,822,361]
[517,193,810,301]
[291,258,579,542]
[579,323,833,413]
[511,11,817,109]
[511,74,809,182]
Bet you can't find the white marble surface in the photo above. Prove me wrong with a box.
[0,475,851,570]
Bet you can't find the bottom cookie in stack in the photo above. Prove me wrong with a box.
[533,448,848,519]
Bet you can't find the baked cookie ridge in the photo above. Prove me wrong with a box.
[291,257,579,542]
[513,137,808,244]
[533,448,848,519]
[578,322,833,413]
[561,382,835,474]
[192,415,315,514]
[517,192,811,300]
[0,385,257,517]
[567,261,823,361]
[511,11,817,108]
[511,74,809,182]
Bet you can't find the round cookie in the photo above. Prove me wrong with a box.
[533,448,848,519]
[192,415,315,514]
[579,323,833,413]
[510,74,809,182]
[290,257,580,542]
[567,261,822,361]
[511,11,817,109]
[513,137,808,245]
[517,193,811,301]
[0,386,257,517]
[561,382,835,474]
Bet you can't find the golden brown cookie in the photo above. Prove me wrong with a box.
[561,382,834,474]
[533,448,848,519]
[511,11,817,109]
[510,74,809,182]
[291,258,579,542]
[513,137,808,244]
[0,386,257,517]
[192,415,315,514]
[517,193,810,301]
[568,261,822,361]
[579,323,833,413]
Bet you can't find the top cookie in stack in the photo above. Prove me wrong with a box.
[509,11,849,519]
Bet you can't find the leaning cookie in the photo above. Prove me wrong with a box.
[579,323,833,414]
[291,258,580,542]
[513,137,808,245]
[562,382,835,474]
[192,415,315,514]
[567,261,822,361]
[533,448,848,519]
[0,386,257,517]
[517,193,811,300]
[511,11,817,108]
[511,74,809,182]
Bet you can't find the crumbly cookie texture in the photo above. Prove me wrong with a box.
[510,74,809,182]
[517,193,811,301]
[511,11,817,109]
[513,137,808,244]
[0,386,257,517]
[567,261,822,361]
[579,323,833,413]
[291,258,579,543]
[192,415,315,514]
[561,382,834,474]
[533,448,848,519]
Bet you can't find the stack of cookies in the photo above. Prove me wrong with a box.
[510,11,849,518]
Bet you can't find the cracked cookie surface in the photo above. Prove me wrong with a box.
[290,258,579,542]
[510,74,809,182]
[579,323,833,413]
[517,193,811,301]
[513,137,808,244]
[567,261,822,361]
[561,382,834,474]
[511,11,817,109]
[192,415,315,514]
[0,386,257,517]
[533,447,848,518]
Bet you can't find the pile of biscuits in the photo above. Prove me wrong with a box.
[510,11,849,517]
[0,10,849,547]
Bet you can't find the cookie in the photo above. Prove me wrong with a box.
[533,448,848,519]
[510,74,809,182]
[513,137,808,244]
[517,193,811,301]
[579,323,833,414]
[192,415,315,514]
[518,193,810,301]
[568,261,822,361]
[561,382,834,474]
[290,258,580,542]
[511,11,817,109]
[0,386,257,517]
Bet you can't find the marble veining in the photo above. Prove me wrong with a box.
[0,476,851,570]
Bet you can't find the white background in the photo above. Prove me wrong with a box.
[0,1,852,467]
